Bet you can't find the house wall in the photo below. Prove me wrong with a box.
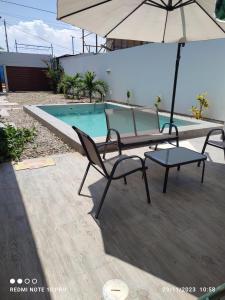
[0,52,52,91]
[59,40,225,121]
[0,52,51,68]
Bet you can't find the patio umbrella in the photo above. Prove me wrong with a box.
[57,0,225,126]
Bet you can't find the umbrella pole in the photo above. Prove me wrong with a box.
[169,42,185,133]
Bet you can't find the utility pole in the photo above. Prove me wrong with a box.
[3,19,9,52]
[82,29,85,53]
[15,40,18,52]
[71,36,75,55]
[95,34,98,53]
[50,44,53,57]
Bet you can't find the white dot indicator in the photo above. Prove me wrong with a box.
[17,279,23,284]
[10,279,15,284]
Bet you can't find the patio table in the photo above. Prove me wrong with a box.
[144,147,207,193]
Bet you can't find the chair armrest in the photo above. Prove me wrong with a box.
[160,123,179,136]
[206,128,225,141]
[106,128,121,144]
[97,141,116,149]
[111,155,145,175]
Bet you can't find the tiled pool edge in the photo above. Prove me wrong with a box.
[24,103,224,155]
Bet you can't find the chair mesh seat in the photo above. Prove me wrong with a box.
[120,133,176,145]
[103,155,143,178]
[208,140,225,149]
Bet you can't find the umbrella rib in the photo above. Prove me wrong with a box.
[104,0,147,38]
[194,0,225,34]
[174,0,183,8]
[160,0,167,6]
[146,0,167,9]
[57,0,112,20]
[175,0,195,9]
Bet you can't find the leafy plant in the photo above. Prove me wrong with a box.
[0,124,37,162]
[58,73,83,99]
[191,92,209,119]
[81,71,108,103]
[45,59,64,93]
[154,96,161,109]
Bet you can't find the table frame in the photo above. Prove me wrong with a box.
[144,148,207,193]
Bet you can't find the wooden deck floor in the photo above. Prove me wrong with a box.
[0,136,225,300]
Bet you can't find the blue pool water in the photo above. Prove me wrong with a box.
[39,103,197,138]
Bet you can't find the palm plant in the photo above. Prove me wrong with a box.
[82,71,108,103]
[73,73,84,99]
[58,75,74,98]
[58,73,83,99]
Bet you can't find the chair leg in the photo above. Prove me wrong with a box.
[155,144,158,151]
[176,137,179,147]
[142,168,151,204]
[201,160,206,183]
[95,177,112,219]
[103,145,107,160]
[163,167,169,193]
[198,141,208,167]
[118,145,122,156]
[103,141,109,160]
[123,177,127,185]
[78,163,91,195]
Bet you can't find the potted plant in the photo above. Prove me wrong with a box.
[127,90,131,105]
[154,96,162,109]
[191,92,209,119]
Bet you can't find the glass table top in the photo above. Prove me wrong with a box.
[144,147,207,167]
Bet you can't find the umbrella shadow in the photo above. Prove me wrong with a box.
[0,162,51,300]
[88,160,225,297]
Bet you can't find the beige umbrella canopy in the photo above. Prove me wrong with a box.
[57,0,225,43]
[57,0,225,125]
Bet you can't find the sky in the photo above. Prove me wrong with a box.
[0,0,105,56]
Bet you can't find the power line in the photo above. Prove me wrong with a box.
[0,11,76,29]
[0,0,55,14]
[1,19,72,51]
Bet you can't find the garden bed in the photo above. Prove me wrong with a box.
[1,108,74,161]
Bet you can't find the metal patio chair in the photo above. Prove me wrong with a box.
[103,107,179,159]
[201,127,225,158]
[73,126,151,219]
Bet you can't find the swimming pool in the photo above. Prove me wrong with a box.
[39,103,197,138]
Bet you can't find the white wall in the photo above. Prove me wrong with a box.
[60,40,225,121]
[0,52,51,68]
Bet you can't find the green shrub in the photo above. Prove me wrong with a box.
[0,124,37,162]
[45,59,64,93]
[58,73,83,99]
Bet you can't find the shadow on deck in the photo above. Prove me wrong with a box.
[0,162,51,300]
[88,159,225,297]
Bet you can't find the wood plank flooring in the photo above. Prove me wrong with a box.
[0,137,225,300]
